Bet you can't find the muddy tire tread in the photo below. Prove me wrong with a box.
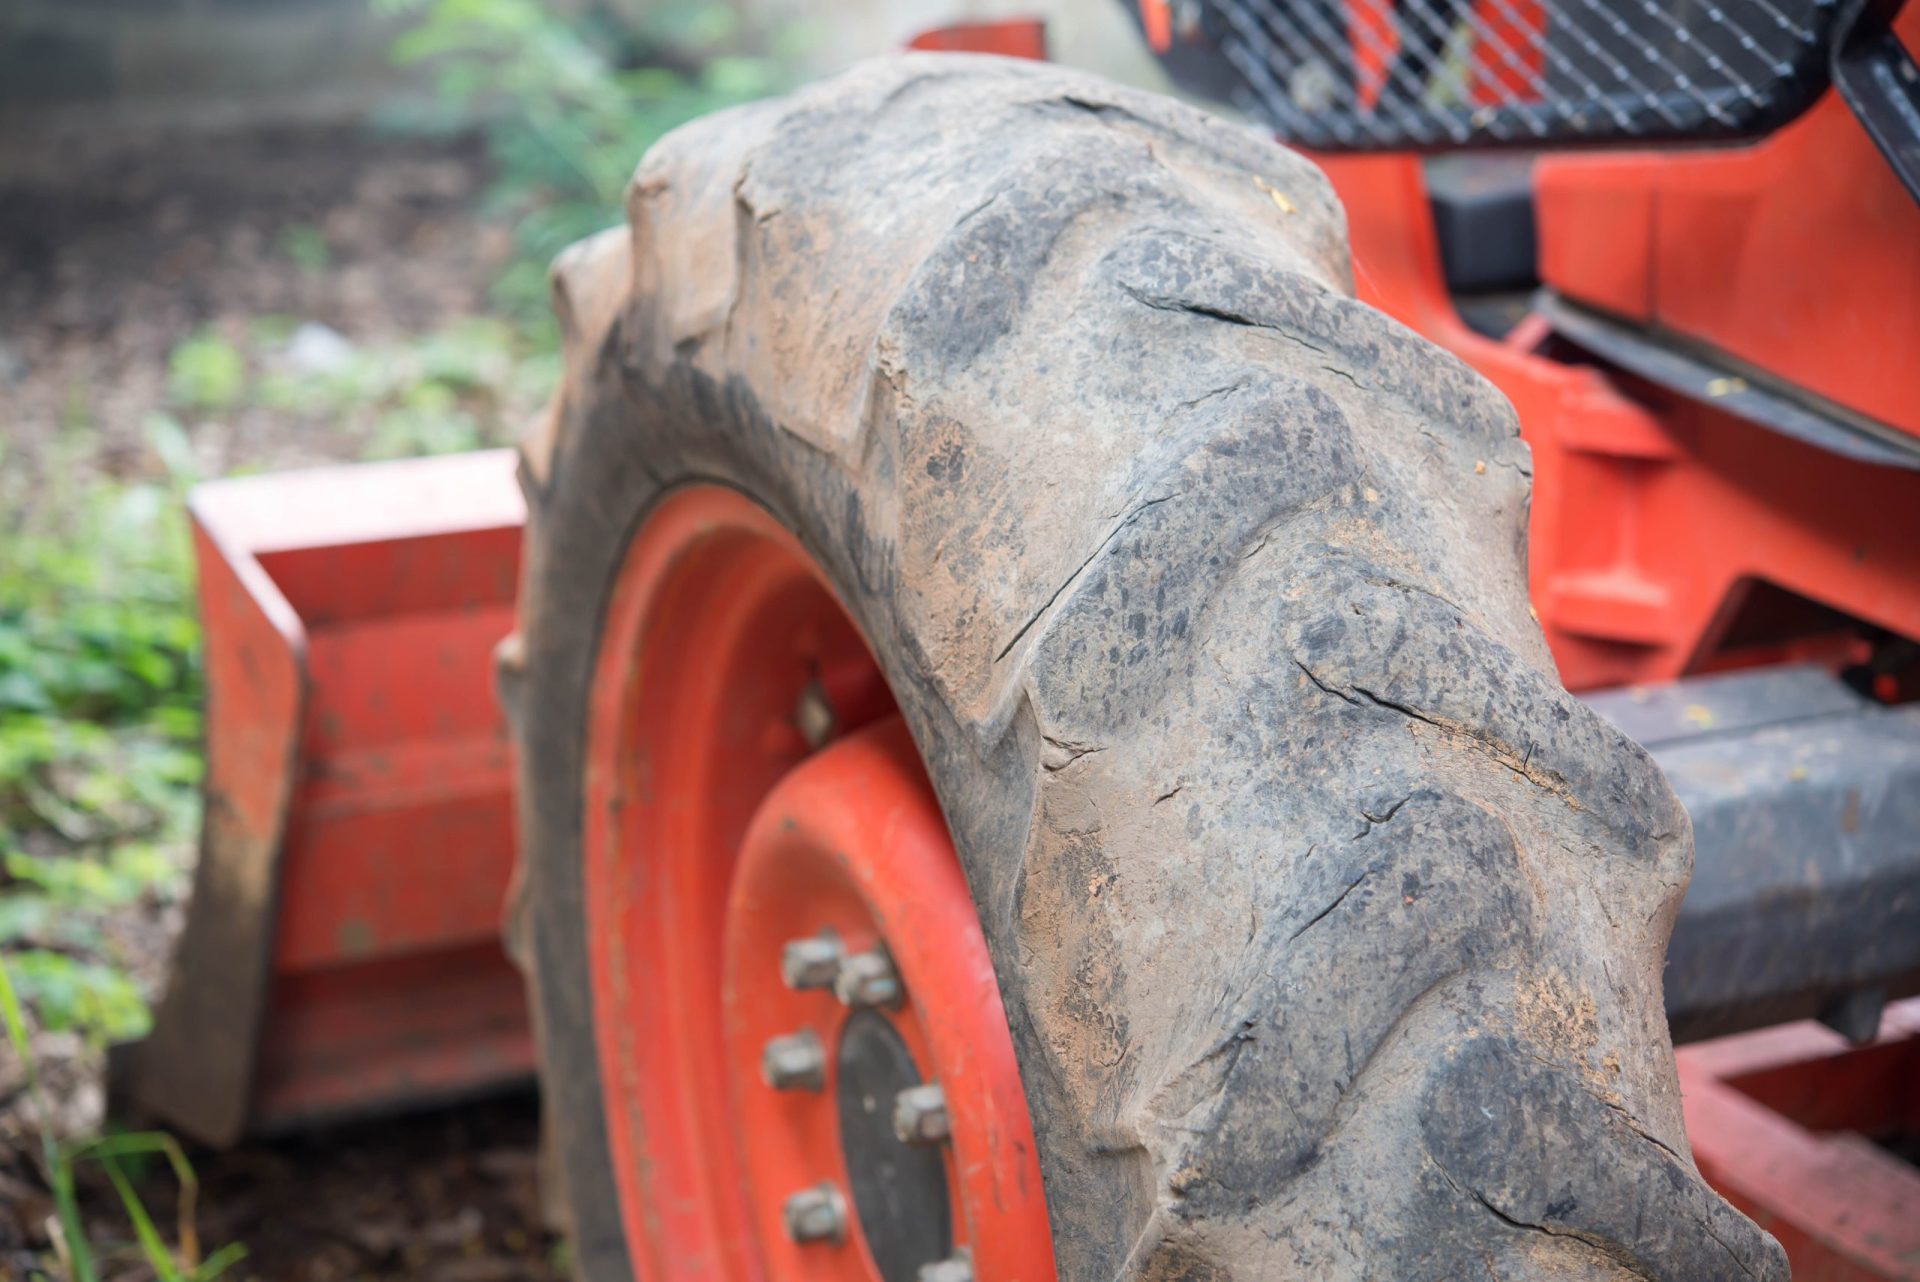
[507,53,1785,1282]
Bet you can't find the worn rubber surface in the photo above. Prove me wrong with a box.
[504,53,1787,1282]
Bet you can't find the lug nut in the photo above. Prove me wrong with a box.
[761,1030,826,1091]
[919,1251,973,1282]
[781,934,844,990]
[892,1082,950,1145]
[782,1182,846,1244]
[834,949,902,1008]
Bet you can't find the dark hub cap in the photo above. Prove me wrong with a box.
[835,1010,952,1282]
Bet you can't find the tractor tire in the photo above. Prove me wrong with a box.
[503,53,1787,1282]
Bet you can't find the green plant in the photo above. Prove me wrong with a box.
[254,313,557,458]
[1,959,246,1282]
[165,334,246,413]
[387,0,803,331]
[0,426,202,1048]
[3,950,150,1044]
[278,223,332,273]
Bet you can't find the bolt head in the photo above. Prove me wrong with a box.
[761,1030,826,1091]
[918,1253,973,1282]
[794,680,836,751]
[782,1183,846,1244]
[781,934,844,990]
[892,1082,950,1145]
[833,949,901,1008]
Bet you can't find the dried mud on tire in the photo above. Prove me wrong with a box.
[506,52,1788,1282]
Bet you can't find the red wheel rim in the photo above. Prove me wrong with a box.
[583,485,1055,1282]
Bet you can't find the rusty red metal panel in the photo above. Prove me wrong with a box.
[1678,1001,1920,1281]
[126,451,533,1143]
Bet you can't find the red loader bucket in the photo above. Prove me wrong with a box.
[123,450,533,1145]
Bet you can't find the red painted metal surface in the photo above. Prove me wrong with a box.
[726,720,1054,1282]
[905,18,1048,60]
[1677,1000,1920,1281]
[1533,4,1920,441]
[1139,0,1173,53]
[582,485,1053,1282]
[1316,127,1920,691]
[129,515,304,1144]
[128,451,532,1142]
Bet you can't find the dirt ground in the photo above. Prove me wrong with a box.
[1,1093,563,1282]
[0,122,515,487]
[190,1097,560,1282]
[0,124,564,1282]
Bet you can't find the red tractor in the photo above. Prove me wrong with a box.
[123,2,1920,1280]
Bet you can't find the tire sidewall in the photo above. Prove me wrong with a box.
[515,374,1044,1280]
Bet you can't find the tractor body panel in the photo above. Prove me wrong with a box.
[1678,999,1920,1281]
[1319,135,1920,691]
[1532,13,1920,445]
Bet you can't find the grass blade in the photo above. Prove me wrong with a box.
[1,956,97,1282]
[101,1153,181,1282]
[193,1241,249,1282]
[77,1130,205,1266]
[0,953,30,1061]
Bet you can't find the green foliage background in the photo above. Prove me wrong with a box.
[1,0,796,1050]
[383,0,808,331]
[2,2,796,1271]
[0,426,203,1045]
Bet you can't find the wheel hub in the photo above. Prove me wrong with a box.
[833,1010,952,1280]
[721,717,1049,1282]
[582,486,1055,1282]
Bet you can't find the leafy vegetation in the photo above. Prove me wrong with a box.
[258,314,559,458]
[2,3,800,1272]
[165,335,247,415]
[0,424,202,1048]
[2,0,797,1053]
[382,0,808,330]
[2,960,245,1282]
[0,422,236,1272]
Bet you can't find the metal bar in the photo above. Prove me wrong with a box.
[1586,667,1920,1042]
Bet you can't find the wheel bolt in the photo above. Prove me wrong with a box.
[892,1082,950,1144]
[761,1030,825,1091]
[795,680,835,751]
[782,1182,846,1244]
[919,1251,973,1282]
[781,934,844,990]
[834,949,902,1008]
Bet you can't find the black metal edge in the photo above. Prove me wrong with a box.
[1540,293,1920,470]
[1660,709,1920,1043]
[1833,0,1920,203]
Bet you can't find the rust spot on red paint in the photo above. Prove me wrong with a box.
[338,917,376,959]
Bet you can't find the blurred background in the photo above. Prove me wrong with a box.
[0,2,1161,1278]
